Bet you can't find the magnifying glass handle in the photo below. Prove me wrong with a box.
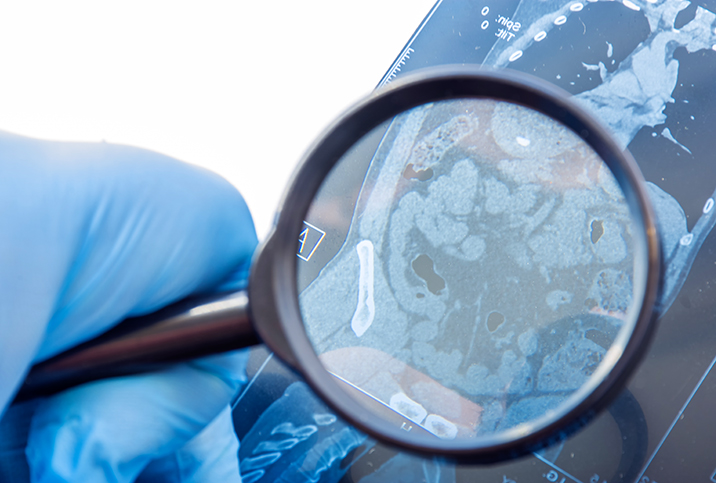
[14,290,258,403]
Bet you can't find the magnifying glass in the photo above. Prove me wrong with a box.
[17,67,660,462]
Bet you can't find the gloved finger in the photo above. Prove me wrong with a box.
[136,405,241,483]
[0,131,257,414]
[25,349,249,483]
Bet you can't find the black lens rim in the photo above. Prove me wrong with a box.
[250,66,660,462]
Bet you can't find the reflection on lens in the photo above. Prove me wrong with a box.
[297,99,636,442]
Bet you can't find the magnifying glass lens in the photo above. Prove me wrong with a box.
[297,98,640,444]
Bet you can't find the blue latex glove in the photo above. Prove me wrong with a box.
[0,131,258,482]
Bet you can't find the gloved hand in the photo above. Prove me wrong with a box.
[0,131,258,482]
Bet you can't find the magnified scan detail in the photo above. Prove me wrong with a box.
[298,99,637,441]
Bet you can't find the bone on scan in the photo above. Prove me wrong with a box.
[351,240,375,337]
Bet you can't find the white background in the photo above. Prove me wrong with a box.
[0,1,435,237]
